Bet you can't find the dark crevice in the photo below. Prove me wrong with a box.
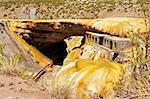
[72,36,85,50]
[110,41,113,49]
[113,52,119,61]
[99,37,104,45]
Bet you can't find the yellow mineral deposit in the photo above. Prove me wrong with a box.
[57,56,124,98]
[56,18,148,98]
[8,21,53,71]
[2,18,148,98]
[64,36,84,52]
[92,18,149,37]
[57,34,126,98]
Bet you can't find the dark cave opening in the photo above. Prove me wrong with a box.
[23,37,68,66]
[22,32,68,66]
[38,41,68,65]
[21,21,92,66]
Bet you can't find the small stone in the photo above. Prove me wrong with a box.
[0,83,5,87]
[10,87,15,90]
[9,82,14,86]
[18,82,22,84]
[19,88,23,92]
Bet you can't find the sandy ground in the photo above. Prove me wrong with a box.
[0,75,49,99]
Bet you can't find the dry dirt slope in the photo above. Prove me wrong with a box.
[0,75,49,99]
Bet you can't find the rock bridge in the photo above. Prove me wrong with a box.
[0,18,148,69]
[0,18,149,98]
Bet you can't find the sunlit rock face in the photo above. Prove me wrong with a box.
[64,36,84,53]
[57,40,125,98]
[56,18,148,98]
[58,34,126,98]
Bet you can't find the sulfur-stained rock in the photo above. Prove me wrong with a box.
[57,58,124,98]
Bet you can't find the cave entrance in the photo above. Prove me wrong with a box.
[20,21,91,66]
[37,41,68,66]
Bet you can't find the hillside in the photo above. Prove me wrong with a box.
[0,0,148,19]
